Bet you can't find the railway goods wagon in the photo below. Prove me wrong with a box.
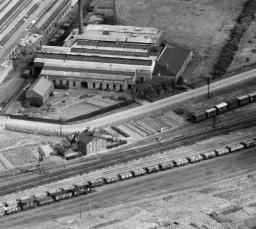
[133,168,147,177]
[227,98,239,110]
[191,112,207,122]
[105,174,120,184]
[249,92,256,102]
[173,158,189,167]
[3,202,21,215]
[201,151,216,159]
[0,204,5,216]
[145,165,159,173]
[240,139,256,148]
[36,195,54,206]
[119,171,133,180]
[17,196,37,210]
[226,143,244,152]
[71,184,91,196]
[89,178,105,187]
[187,154,203,163]
[205,108,217,118]
[47,188,72,201]
[214,147,229,156]
[215,102,228,114]
[237,95,250,106]
[160,161,175,170]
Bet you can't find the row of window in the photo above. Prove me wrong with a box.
[52,79,132,90]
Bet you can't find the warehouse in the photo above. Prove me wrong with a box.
[34,24,162,91]
[153,45,193,82]
[26,77,54,106]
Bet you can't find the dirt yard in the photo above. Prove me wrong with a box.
[228,20,256,72]
[6,88,132,120]
[116,0,246,87]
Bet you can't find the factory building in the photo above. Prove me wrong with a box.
[26,77,54,106]
[154,45,193,82]
[34,24,163,91]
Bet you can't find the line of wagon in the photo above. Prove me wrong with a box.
[191,92,256,122]
[1,138,256,217]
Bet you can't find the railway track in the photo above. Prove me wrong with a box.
[0,115,256,196]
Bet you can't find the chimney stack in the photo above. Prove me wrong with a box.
[78,0,83,34]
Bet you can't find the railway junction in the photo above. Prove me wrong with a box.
[0,0,256,228]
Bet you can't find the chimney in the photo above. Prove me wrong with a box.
[78,0,83,34]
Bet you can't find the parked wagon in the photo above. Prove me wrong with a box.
[237,95,250,106]
[215,147,230,156]
[36,195,54,206]
[173,158,189,166]
[3,202,21,215]
[205,108,217,118]
[201,151,216,159]
[187,154,203,163]
[119,171,133,180]
[160,161,175,170]
[133,168,147,177]
[0,204,5,216]
[248,92,256,102]
[226,143,244,152]
[105,175,119,184]
[240,139,256,148]
[215,102,228,114]
[226,98,239,110]
[89,178,105,187]
[17,196,37,210]
[191,112,207,122]
[71,184,91,196]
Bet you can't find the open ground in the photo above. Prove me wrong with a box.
[116,0,247,87]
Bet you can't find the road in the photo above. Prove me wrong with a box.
[0,114,255,196]
[4,68,256,134]
[1,147,256,228]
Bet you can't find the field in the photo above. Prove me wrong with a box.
[228,20,256,72]
[116,0,247,87]
[6,88,132,120]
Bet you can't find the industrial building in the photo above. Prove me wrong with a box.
[153,45,193,81]
[34,24,164,91]
[26,77,54,106]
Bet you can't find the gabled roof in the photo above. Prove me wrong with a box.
[27,77,53,97]
[157,46,192,75]
[79,131,94,145]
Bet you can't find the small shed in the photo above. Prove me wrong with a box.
[26,77,54,106]
[153,45,193,82]
[78,131,94,155]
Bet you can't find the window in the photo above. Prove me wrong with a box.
[113,84,116,90]
[73,81,76,87]
[93,82,96,88]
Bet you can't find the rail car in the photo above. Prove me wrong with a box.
[133,168,147,177]
[173,158,189,167]
[200,151,216,160]
[187,154,203,163]
[226,143,244,153]
[160,161,175,170]
[214,147,230,156]
[240,138,256,148]
[17,195,37,210]
[191,91,256,123]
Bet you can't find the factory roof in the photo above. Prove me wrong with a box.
[27,77,53,97]
[36,52,153,66]
[40,69,134,81]
[73,24,163,45]
[157,46,192,75]
[34,57,153,72]
[19,33,43,47]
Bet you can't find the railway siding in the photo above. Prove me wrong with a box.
[0,136,255,214]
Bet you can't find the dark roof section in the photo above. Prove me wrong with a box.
[76,40,152,50]
[157,46,191,75]
[70,47,149,57]
[37,52,152,66]
[44,65,135,76]
[79,131,94,145]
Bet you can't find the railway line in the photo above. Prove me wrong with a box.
[1,147,256,228]
[1,132,255,206]
[0,114,255,196]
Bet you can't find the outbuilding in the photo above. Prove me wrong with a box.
[78,131,94,155]
[26,77,54,106]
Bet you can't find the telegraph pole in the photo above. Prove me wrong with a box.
[207,76,211,99]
